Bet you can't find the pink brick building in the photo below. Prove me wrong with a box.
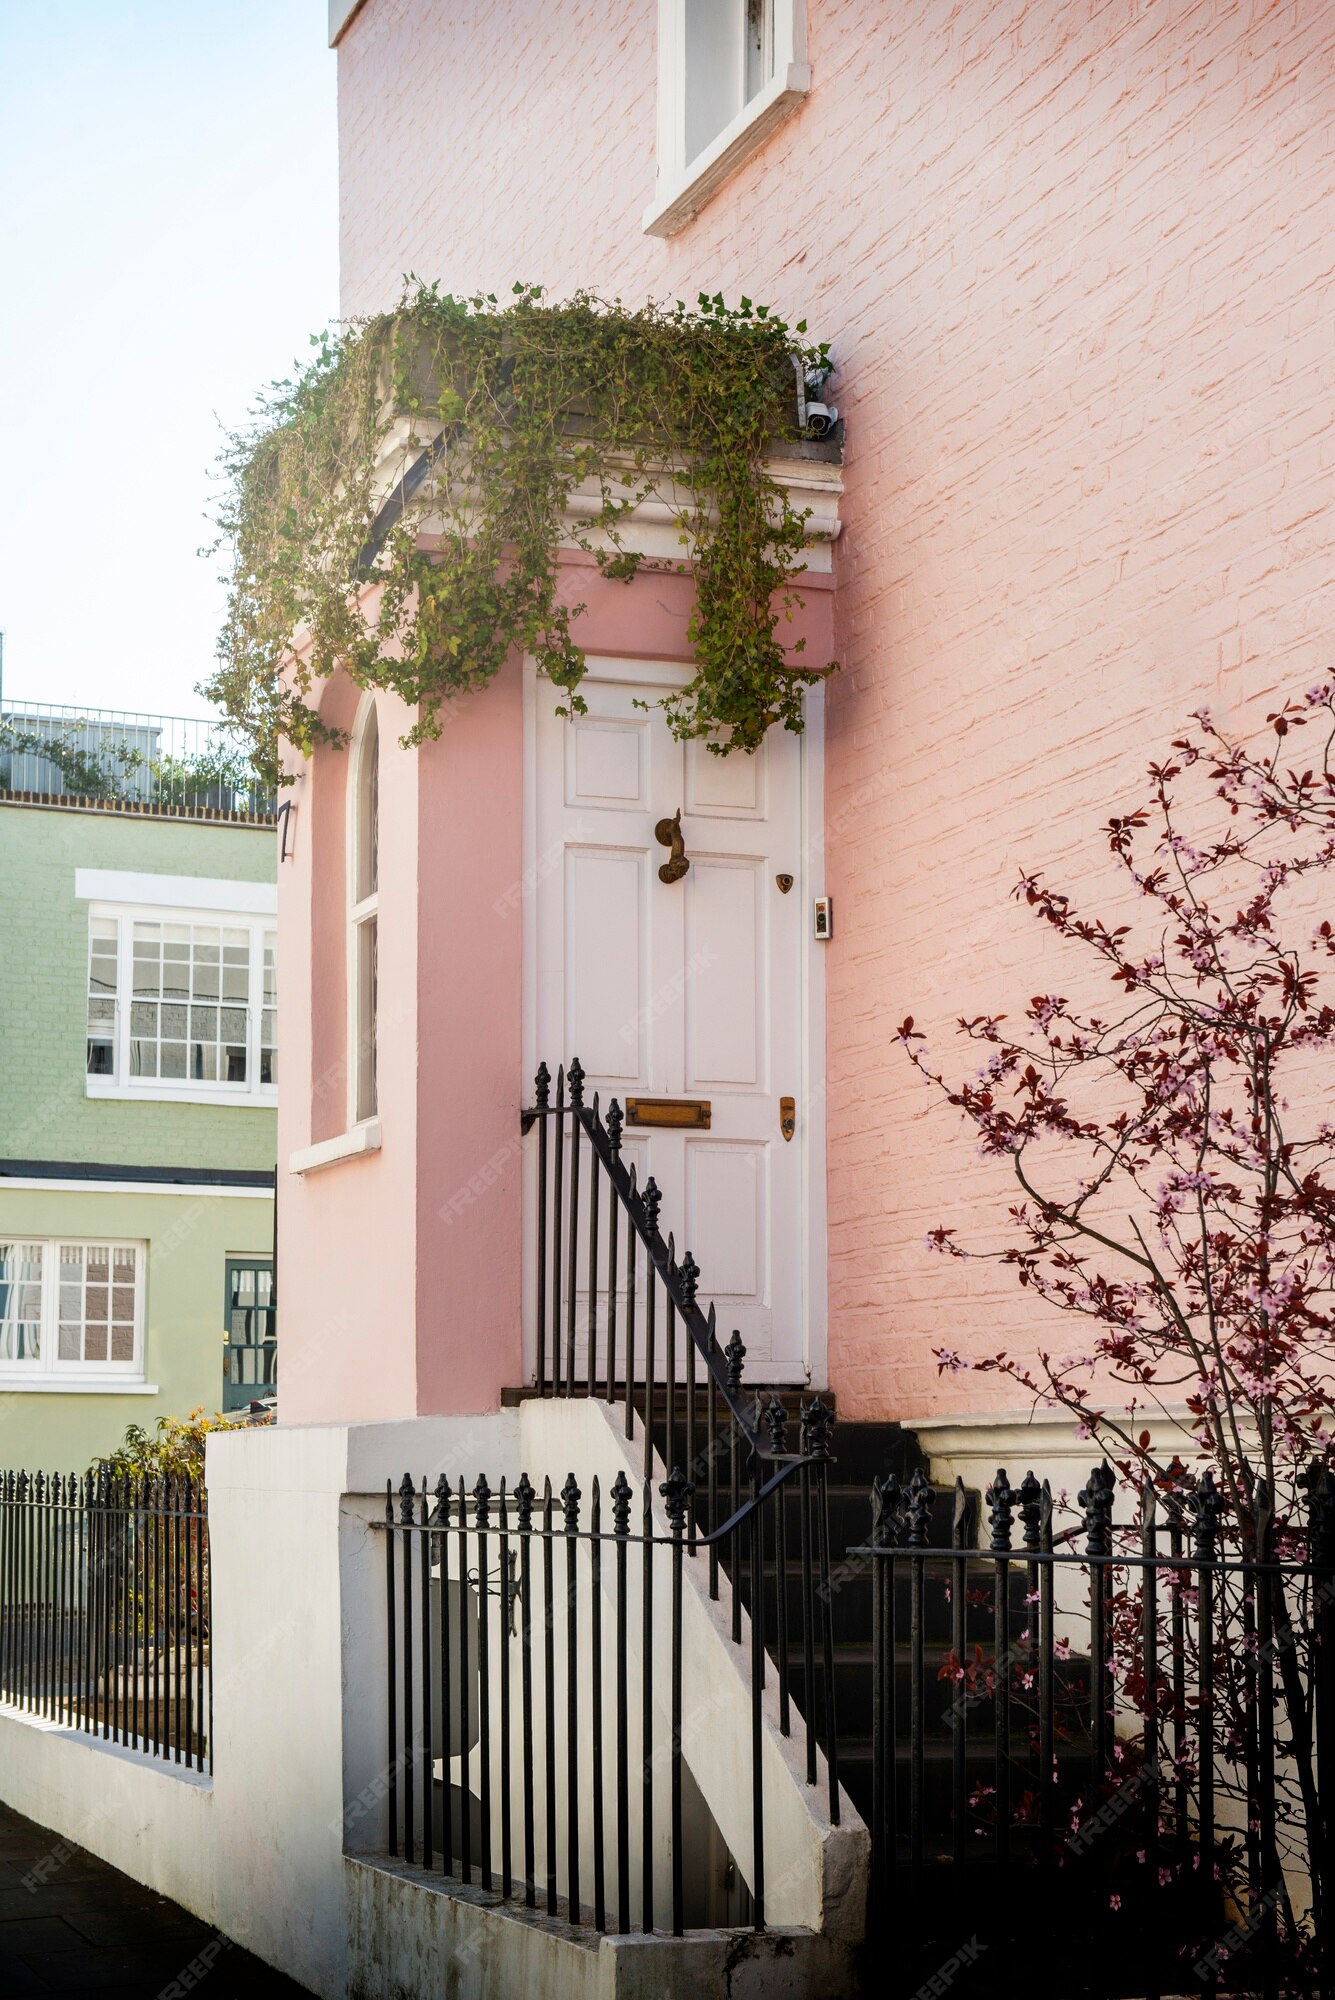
[280,0,1335,1456]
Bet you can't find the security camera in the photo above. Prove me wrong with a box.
[804,401,838,440]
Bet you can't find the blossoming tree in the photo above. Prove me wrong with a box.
[899,687,1335,1979]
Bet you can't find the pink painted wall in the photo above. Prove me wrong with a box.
[331,0,1335,1421]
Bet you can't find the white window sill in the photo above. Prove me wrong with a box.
[643,64,810,238]
[0,1378,158,1396]
[288,1119,381,1175]
[87,1081,277,1110]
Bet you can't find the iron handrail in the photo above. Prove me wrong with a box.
[521,1058,768,1457]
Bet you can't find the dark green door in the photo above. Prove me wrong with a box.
[223,1257,276,1412]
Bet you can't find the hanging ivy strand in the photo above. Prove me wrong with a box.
[205,283,838,782]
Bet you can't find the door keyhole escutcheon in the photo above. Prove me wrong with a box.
[655,808,690,884]
[780,1096,796,1142]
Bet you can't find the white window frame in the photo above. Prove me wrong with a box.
[0,1237,147,1388]
[645,0,809,238]
[84,900,278,1108]
[348,695,379,1130]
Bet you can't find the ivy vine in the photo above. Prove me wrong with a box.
[205,284,837,782]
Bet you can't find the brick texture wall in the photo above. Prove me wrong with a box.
[336,0,1335,1418]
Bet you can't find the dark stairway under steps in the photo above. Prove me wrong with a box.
[505,1386,1096,1848]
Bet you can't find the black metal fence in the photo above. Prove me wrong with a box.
[0,1471,211,1771]
[378,1436,839,1937]
[861,1462,1335,2000]
[522,1061,778,1496]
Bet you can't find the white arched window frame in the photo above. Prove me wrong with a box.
[348,697,379,1126]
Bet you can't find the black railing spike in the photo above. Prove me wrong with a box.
[800,1396,835,1463]
[1079,1462,1115,1559]
[763,1394,788,1458]
[610,1470,632,1535]
[606,1100,624,1153]
[643,1177,662,1234]
[666,1230,675,1270]
[398,1473,416,1525]
[432,1472,451,1524]
[951,1475,972,1550]
[660,1467,693,1533]
[473,1472,492,1530]
[591,1090,601,1129]
[872,1472,899,1546]
[1018,1470,1043,1553]
[986,1469,1015,1553]
[556,1064,566,1106]
[706,1302,717,1343]
[568,1058,585,1107]
[515,1472,536,1531]
[534,1061,551,1108]
[561,1473,581,1533]
[679,1253,699,1309]
[904,1467,934,1548]
[1189,1467,1224,1563]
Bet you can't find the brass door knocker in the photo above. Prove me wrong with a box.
[655,808,690,884]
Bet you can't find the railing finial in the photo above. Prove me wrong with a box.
[560,1472,582,1533]
[1079,1461,1115,1558]
[800,1395,835,1463]
[763,1393,788,1458]
[568,1057,585,1107]
[534,1061,551,1108]
[610,1469,633,1535]
[903,1467,934,1547]
[660,1467,693,1533]
[986,1469,1015,1553]
[724,1330,746,1397]
[1018,1470,1043,1554]
[515,1471,536,1532]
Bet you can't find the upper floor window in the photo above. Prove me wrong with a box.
[350,699,379,1124]
[85,905,277,1105]
[646,0,809,238]
[0,1238,144,1383]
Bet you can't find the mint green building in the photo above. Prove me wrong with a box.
[0,701,277,1467]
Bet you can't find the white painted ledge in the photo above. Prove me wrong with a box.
[0,1379,159,1396]
[643,65,810,237]
[288,1120,381,1176]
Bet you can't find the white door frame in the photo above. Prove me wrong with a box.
[520,654,829,1389]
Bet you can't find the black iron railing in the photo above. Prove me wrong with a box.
[859,1461,1335,1999]
[0,1471,211,1771]
[522,1059,779,1483]
[378,1443,840,1936]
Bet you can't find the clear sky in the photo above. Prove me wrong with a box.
[0,1,338,717]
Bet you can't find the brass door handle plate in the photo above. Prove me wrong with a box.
[655,808,690,884]
[626,1096,712,1130]
[780,1096,796,1141]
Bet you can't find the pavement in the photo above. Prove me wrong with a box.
[0,1803,312,1997]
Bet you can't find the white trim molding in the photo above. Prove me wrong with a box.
[645,0,809,237]
[0,1379,161,1396]
[75,871,277,917]
[0,1177,271,1200]
[288,1120,382,1176]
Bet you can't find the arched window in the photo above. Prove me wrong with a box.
[349,699,379,1123]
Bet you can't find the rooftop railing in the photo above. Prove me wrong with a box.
[0,700,274,820]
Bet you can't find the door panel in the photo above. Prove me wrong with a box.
[565,848,646,1081]
[685,858,763,1088]
[533,660,805,1371]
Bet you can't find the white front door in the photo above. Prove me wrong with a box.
[527,656,816,1378]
